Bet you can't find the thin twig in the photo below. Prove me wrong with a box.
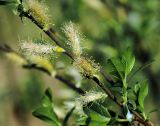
[55,75,85,95]
[23,64,85,94]
[93,77,122,107]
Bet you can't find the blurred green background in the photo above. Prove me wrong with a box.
[0,0,160,125]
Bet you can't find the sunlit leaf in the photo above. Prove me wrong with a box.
[77,115,88,125]
[107,49,135,81]
[32,88,61,126]
[122,48,135,76]
[138,82,148,111]
[134,83,141,94]
[107,57,125,80]
[83,102,111,126]
[128,60,154,81]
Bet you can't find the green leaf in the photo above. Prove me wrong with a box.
[107,57,125,80]
[128,100,137,110]
[128,60,154,81]
[138,82,149,111]
[83,102,111,126]
[134,83,141,94]
[122,49,135,76]
[128,89,136,101]
[32,88,61,126]
[85,109,109,126]
[107,49,135,81]
[77,115,88,125]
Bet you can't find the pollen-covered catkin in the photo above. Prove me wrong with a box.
[27,0,51,30]
[63,21,100,78]
[76,91,107,106]
[20,40,65,56]
[73,56,100,78]
[63,22,82,57]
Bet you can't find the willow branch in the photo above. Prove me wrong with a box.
[16,7,154,126]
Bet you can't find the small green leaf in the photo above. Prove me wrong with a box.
[107,49,135,81]
[128,89,136,101]
[138,82,149,111]
[77,115,88,125]
[89,102,111,118]
[122,48,135,76]
[134,83,140,94]
[128,60,154,81]
[83,102,111,126]
[32,88,61,126]
[107,57,125,80]
[44,87,53,102]
[128,100,137,110]
[85,109,109,126]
